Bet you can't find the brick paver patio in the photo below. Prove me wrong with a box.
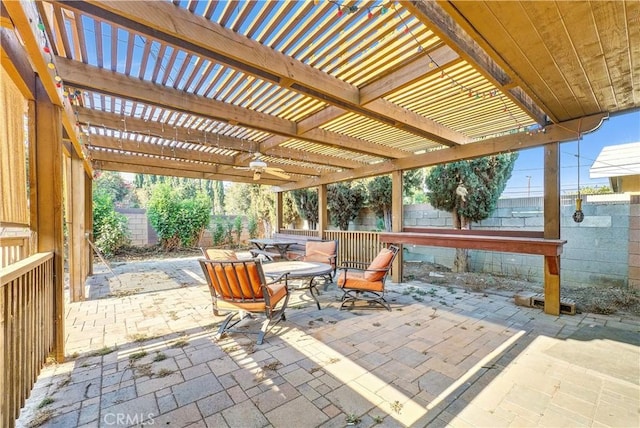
[16,256,639,427]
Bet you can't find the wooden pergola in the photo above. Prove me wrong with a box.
[1,4,638,418]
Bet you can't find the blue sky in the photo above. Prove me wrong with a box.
[503,110,640,197]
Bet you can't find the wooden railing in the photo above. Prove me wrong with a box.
[277,228,319,237]
[324,230,383,266]
[1,236,30,268]
[1,252,55,428]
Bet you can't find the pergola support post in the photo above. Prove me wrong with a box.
[275,191,283,235]
[391,170,403,283]
[85,174,93,276]
[69,149,86,301]
[34,81,65,361]
[543,142,561,315]
[318,184,328,239]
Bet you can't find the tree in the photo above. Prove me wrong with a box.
[282,192,299,228]
[367,176,392,231]
[425,153,518,272]
[292,188,318,229]
[225,183,275,236]
[327,182,366,230]
[366,169,426,231]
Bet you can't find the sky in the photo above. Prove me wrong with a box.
[502,110,640,197]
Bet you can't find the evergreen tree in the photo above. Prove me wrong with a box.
[327,182,366,230]
[425,153,518,271]
[366,169,425,231]
[292,188,318,229]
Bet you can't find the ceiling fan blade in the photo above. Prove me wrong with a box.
[233,166,251,170]
[264,168,290,179]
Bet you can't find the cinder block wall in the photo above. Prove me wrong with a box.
[629,195,640,289]
[116,208,148,246]
[359,196,631,289]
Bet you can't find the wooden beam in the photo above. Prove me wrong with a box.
[87,135,236,165]
[78,108,359,170]
[1,28,35,98]
[54,0,464,143]
[88,134,321,178]
[77,107,258,154]
[407,0,548,125]
[275,113,607,191]
[57,59,406,159]
[92,160,283,185]
[4,1,92,176]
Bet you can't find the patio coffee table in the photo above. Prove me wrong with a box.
[261,261,332,310]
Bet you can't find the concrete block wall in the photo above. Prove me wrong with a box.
[360,196,631,289]
[116,208,148,246]
[630,195,640,289]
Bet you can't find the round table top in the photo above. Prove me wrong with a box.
[261,260,332,278]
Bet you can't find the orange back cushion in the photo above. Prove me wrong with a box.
[210,263,263,300]
[305,241,336,264]
[364,248,394,281]
[204,249,238,261]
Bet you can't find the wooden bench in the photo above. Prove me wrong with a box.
[379,229,567,315]
[272,233,321,259]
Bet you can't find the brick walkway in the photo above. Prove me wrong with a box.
[16,256,639,427]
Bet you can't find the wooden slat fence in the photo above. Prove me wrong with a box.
[324,230,382,266]
[277,229,319,238]
[1,252,55,428]
[1,236,30,268]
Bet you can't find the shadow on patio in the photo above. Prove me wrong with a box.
[17,257,639,427]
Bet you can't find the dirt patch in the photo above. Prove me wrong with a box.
[403,261,640,317]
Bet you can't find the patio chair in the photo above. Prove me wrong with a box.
[201,248,238,261]
[198,259,290,345]
[336,245,399,311]
[294,240,338,281]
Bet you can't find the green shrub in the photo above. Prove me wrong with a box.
[247,215,258,239]
[233,216,243,246]
[147,184,211,250]
[212,216,226,246]
[93,189,129,256]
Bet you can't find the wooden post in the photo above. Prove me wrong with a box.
[544,143,561,315]
[391,170,403,282]
[318,184,328,239]
[85,173,93,276]
[275,191,283,235]
[69,149,86,301]
[34,81,65,361]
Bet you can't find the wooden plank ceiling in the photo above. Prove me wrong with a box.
[22,0,639,189]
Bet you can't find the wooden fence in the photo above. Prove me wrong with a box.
[1,236,30,268]
[1,252,55,428]
[277,229,319,238]
[324,230,383,266]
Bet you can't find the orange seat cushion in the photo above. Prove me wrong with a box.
[337,271,384,292]
[364,248,394,281]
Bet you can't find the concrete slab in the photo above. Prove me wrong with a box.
[15,256,640,428]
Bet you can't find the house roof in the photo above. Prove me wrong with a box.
[4,1,639,190]
[590,142,640,179]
